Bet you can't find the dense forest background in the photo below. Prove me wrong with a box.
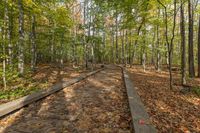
[1,0,200,90]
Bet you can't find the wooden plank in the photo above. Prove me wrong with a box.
[0,68,103,118]
[122,68,157,133]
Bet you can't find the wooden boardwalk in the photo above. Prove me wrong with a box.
[123,68,156,133]
[0,66,132,133]
[0,66,156,133]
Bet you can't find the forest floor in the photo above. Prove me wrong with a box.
[0,66,131,133]
[0,64,94,104]
[128,65,200,132]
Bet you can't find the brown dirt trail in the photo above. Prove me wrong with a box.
[0,66,131,133]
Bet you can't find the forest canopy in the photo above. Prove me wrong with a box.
[1,0,200,89]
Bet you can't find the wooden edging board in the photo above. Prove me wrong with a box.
[0,68,104,118]
[120,66,157,133]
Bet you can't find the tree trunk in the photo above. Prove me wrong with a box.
[18,0,25,75]
[111,26,115,63]
[115,14,119,64]
[51,28,55,63]
[129,31,132,65]
[31,15,36,71]
[157,0,177,89]
[125,30,128,66]
[131,20,144,66]
[8,4,13,66]
[121,30,125,64]
[60,33,64,68]
[198,15,200,77]
[2,0,8,89]
[143,30,146,72]
[2,34,7,89]
[180,1,187,84]
[151,28,156,65]
[168,0,177,89]
[156,8,161,71]
[188,0,195,77]
[83,0,88,69]
[156,24,161,71]
[143,52,146,72]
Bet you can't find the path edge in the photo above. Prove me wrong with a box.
[119,66,157,133]
[0,68,104,118]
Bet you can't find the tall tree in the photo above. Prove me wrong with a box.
[2,0,8,89]
[157,0,177,89]
[198,15,200,78]
[115,14,119,63]
[31,14,36,71]
[18,0,25,75]
[188,0,195,77]
[180,0,187,85]
[8,2,13,66]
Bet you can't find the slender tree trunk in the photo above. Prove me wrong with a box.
[129,31,132,65]
[91,43,94,70]
[131,20,144,66]
[115,14,119,63]
[51,29,55,63]
[180,1,187,84]
[18,0,24,75]
[188,0,195,77]
[8,5,13,66]
[60,33,64,68]
[156,24,161,71]
[111,26,115,63]
[151,28,156,65]
[2,34,6,89]
[142,45,146,72]
[72,6,77,66]
[157,0,177,89]
[168,0,177,89]
[125,30,128,66]
[83,0,88,68]
[143,52,146,72]
[198,15,200,77]
[73,28,77,66]
[2,0,8,89]
[31,15,36,71]
[121,30,125,64]
[102,26,106,64]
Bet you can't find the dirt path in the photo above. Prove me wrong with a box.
[0,66,131,133]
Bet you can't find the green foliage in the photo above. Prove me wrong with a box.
[0,87,40,100]
[192,87,200,97]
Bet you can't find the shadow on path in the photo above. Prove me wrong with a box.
[1,66,132,133]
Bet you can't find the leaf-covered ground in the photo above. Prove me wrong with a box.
[0,66,132,133]
[128,66,200,132]
[0,64,91,104]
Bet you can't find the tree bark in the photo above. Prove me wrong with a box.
[2,0,7,89]
[198,15,200,77]
[157,0,177,89]
[121,30,125,64]
[188,0,195,77]
[180,1,187,84]
[111,26,115,63]
[131,19,144,66]
[60,33,64,68]
[31,15,37,71]
[115,14,119,63]
[18,0,25,75]
[156,24,161,71]
[83,0,88,68]
[8,4,13,66]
